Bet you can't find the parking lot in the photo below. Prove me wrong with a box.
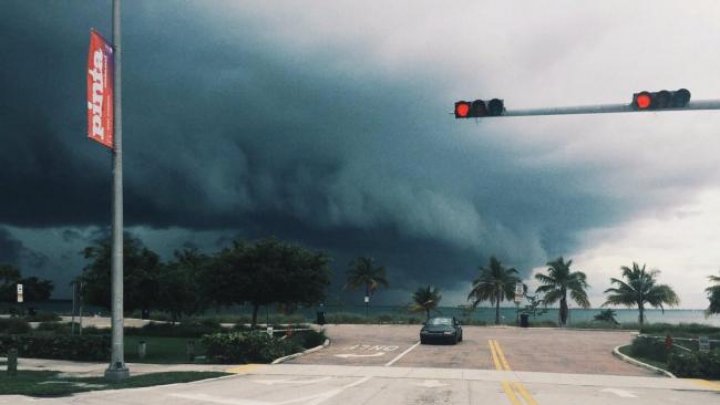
[290,324,655,376]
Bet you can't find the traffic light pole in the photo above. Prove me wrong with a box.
[481,99,720,118]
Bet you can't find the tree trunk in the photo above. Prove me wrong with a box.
[560,297,568,326]
[252,303,260,329]
[426,308,430,321]
[365,284,370,317]
[638,302,644,326]
[495,290,501,325]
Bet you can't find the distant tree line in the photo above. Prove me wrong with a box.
[79,234,332,327]
[461,256,688,326]
[0,263,54,304]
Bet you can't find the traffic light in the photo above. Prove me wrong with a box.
[454,101,471,118]
[631,88,691,110]
[454,99,505,118]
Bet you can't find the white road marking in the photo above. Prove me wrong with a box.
[170,393,272,405]
[384,341,420,367]
[345,344,399,351]
[169,377,372,405]
[601,388,637,398]
[413,379,449,388]
[253,377,332,385]
[334,352,386,358]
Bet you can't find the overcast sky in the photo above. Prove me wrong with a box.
[2,0,720,309]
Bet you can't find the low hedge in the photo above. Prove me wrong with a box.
[201,331,302,364]
[0,333,110,361]
[24,312,62,323]
[289,329,326,349]
[631,335,671,363]
[668,350,720,378]
[0,318,31,334]
[125,320,225,338]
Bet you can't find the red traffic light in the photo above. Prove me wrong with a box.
[454,99,504,118]
[632,89,691,110]
[455,101,471,118]
[634,92,652,110]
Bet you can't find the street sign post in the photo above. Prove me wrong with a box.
[699,336,710,352]
[514,282,523,303]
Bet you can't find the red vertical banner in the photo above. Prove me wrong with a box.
[87,30,114,149]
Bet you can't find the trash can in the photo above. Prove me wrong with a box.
[316,311,326,325]
[520,313,529,327]
[141,308,150,319]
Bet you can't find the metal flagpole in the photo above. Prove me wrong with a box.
[105,0,129,380]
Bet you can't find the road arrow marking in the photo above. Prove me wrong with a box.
[334,352,386,358]
[414,379,449,388]
[601,388,637,398]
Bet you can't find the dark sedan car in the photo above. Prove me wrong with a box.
[419,317,463,344]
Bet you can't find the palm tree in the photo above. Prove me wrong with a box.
[410,285,442,321]
[345,256,388,316]
[535,257,591,326]
[603,262,679,326]
[593,309,619,325]
[467,256,520,325]
[705,271,720,315]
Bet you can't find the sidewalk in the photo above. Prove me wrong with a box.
[1,357,241,378]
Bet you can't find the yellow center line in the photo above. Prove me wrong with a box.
[691,379,720,391]
[489,339,502,370]
[493,339,512,371]
[489,339,540,405]
[512,381,539,405]
[225,364,262,374]
[501,381,523,405]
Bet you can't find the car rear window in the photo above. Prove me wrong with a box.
[428,318,452,325]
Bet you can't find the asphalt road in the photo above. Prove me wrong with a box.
[290,324,654,376]
[3,324,719,404]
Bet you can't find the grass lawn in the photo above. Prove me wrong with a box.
[125,336,206,364]
[618,345,669,371]
[0,370,229,397]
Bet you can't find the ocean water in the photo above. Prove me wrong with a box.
[23,301,720,327]
[314,305,720,327]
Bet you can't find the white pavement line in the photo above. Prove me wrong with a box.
[601,388,637,398]
[272,339,331,364]
[170,392,272,405]
[384,341,420,367]
[612,344,676,378]
[276,376,373,405]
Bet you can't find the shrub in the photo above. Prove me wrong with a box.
[0,318,31,334]
[25,311,61,322]
[201,331,301,364]
[640,323,720,339]
[631,335,670,362]
[0,333,110,361]
[36,322,72,333]
[290,329,326,349]
[125,320,225,338]
[668,352,701,377]
[669,350,720,379]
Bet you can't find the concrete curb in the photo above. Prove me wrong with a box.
[271,338,331,365]
[612,344,676,378]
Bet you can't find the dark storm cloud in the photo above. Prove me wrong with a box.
[0,228,23,264]
[1,1,652,299]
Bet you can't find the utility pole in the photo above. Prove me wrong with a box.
[104,0,128,380]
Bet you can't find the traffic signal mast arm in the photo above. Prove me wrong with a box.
[499,99,720,118]
[455,89,720,119]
